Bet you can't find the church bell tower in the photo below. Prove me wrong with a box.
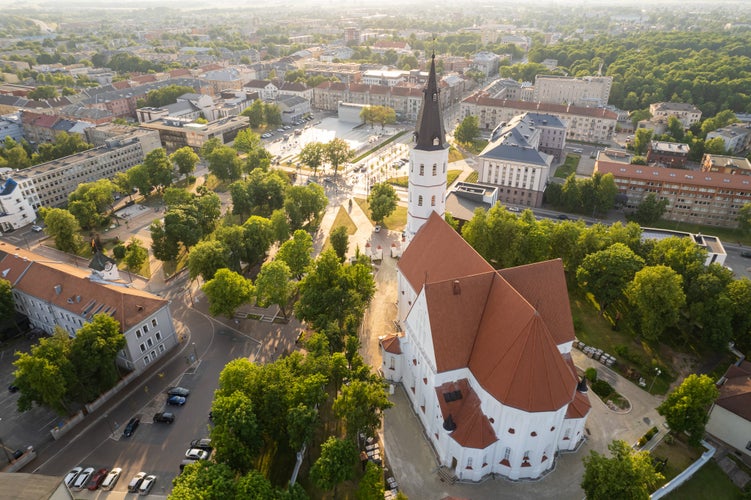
[406,52,448,242]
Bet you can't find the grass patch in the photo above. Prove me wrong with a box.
[665,459,742,499]
[351,130,409,163]
[202,173,225,192]
[446,169,461,187]
[354,197,407,231]
[571,291,675,394]
[554,154,580,178]
[321,206,358,253]
[465,171,479,183]
[647,219,751,246]
[161,248,189,278]
[651,436,703,484]
[448,145,463,162]
[459,139,488,155]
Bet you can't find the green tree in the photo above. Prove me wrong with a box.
[28,85,58,100]
[738,203,751,233]
[141,84,196,107]
[287,403,318,453]
[0,278,15,325]
[626,265,686,341]
[330,226,349,262]
[455,115,480,144]
[235,469,277,499]
[630,193,669,226]
[202,268,254,318]
[270,208,291,244]
[170,146,200,178]
[299,142,326,176]
[164,206,201,250]
[368,182,398,225]
[255,260,295,318]
[142,148,174,190]
[123,237,148,278]
[284,183,328,230]
[333,379,393,441]
[68,199,102,230]
[357,461,385,500]
[264,103,283,127]
[199,137,223,159]
[658,374,719,446]
[310,437,358,496]
[633,128,653,156]
[242,215,273,265]
[68,178,116,214]
[210,390,263,473]
[69,314,126,403]
[127,163,152,195]
[40,207,81,254]
[149,220,179,262]
[233,128,261,154]
[208,145,243,182]
[277,229,314,279]
[245,168,289,217]
[241,100,265,128]
[325,138,354,178]
[188,240,229,281]
[170,461,237,500]
[581,440,664,500]
[577,243,645,314]
[13,329,73,415]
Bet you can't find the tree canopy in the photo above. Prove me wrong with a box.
[581,439,664,500]
[657,374,719,446]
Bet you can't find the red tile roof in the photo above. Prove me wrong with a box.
[400,212,578,413]
[380,334,402,354]
[597,160,751,191]
[566,389,592,419]
[715,361,751,421]
[435,379,498,449]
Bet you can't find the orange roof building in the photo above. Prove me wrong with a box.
[0,244,178,374]
[383,212,590,481]
[706,361,751,458]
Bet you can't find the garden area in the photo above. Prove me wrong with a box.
[354,197,407,231]
[554,153,580,178]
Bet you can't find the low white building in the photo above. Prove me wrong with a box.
[383,212,590,482]
[706,361,751,458]
[0,246,178,373]
[0,178,36,232]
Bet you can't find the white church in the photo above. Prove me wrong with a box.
[380,54,591,482]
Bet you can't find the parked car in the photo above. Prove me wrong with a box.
[72,467,94,491]
[167,395,186,406]
[128,472,146,493]
[556,214,570,220]
[167,386,190,397]
[189,438,212,452]
[8,384,19,393]
[87,468,108,490]
[139,474,157,495]
[101,467,122,491]
[741,250,751,258]
[31,225,43,232]
[123,417,140,437]
[153,412,175,423]
[64,466,83,487]
[185,448,210,461]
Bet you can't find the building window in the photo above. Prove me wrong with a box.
[419,164,424,175]
[140,343,146,353]
[466,457,473,469]
[144,355,150,365]
[155,331,162,341]
[432,164,437,176]
[159,344,165,353]
[500,447,511,467]
[151,318,158,327]
[431,195,436,206]
[418,195,423,206]
[530,431,537,437]
[508,428,515,434]
[522,451,531,467]
[147,338,153,347]
[143,324,149,333]
[136,328,142,338]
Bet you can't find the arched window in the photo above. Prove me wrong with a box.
[431,195,436,206]
[443,162,446,173]
[418,195,423,206]
[432,164,437,176]
[419,164,424,175]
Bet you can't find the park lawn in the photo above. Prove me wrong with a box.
[321,206,358,253]
[554,154,580,178]
[464,171,479,183]
[665,460,742,499]
[354,197,407,231]
[570,292,674,395]
[448,145,463,162]
[161,247,189,279]
[651,436,703,483]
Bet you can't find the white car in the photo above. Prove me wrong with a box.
[101,467,122,491]
[185,448,210,461]
[128,472,146,493]
[72,467,94,490]
[64,466,82,487]
[139,474,157,495]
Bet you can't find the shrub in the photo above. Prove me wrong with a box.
[113,243,126,259]
[591,379,614,398]
[585,367,598,383]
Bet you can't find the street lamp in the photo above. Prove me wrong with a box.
[648,367,662,393]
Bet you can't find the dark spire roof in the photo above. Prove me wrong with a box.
[414,52,447,151]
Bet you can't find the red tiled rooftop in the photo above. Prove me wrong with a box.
[380,334,402,354]
[715,361,751,421]
[435,379,498,449]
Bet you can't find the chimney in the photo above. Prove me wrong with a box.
[453,280,461,295]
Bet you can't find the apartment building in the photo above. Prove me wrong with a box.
[595,154,751,228]
[139,115,247,152]
[461,93,617,143]
[477,113,559,208]
[3,129,160,210]
[646,141,691,168]
[0,245,178,374]
[649,102,702,129]
[706,124,751,155]
[533,75,612,107]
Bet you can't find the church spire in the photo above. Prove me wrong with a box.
[414,52,447,151]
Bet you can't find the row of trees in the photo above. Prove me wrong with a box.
[0,133,92,170]
[241,100,283,129]
[359,105,396,130]
[298,138,355,178]
[544,172,619,217]
[460,204,751,351]
[11,314,125,415]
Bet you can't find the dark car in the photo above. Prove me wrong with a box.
[556,214,570,220]
[122,417,140,437]
[741,250,751,258]
[87,468,108,491]
[8,384,19,393]
[167,386,190,397]
[189,438,213,452]
[167,395,186,406]
[153,412,175,424]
